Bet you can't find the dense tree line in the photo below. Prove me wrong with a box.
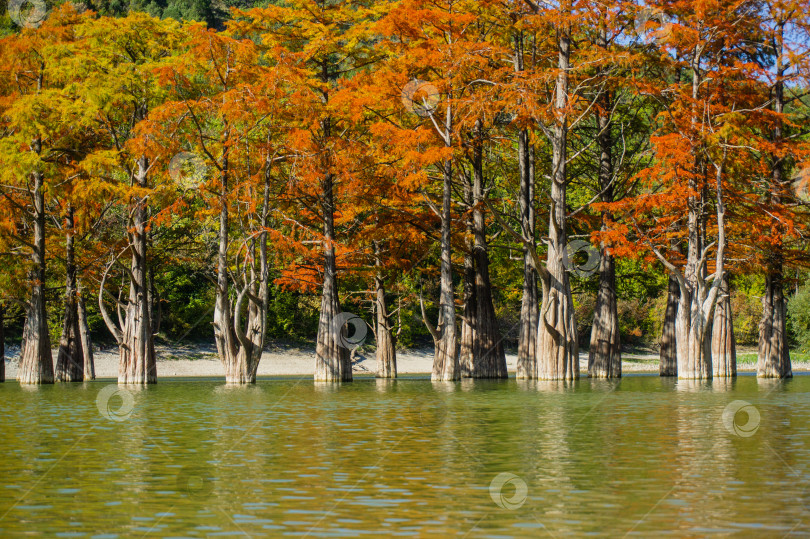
[0,0,808,385]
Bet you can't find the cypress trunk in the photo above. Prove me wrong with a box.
[55,206,84,381]
[659,275,679,376]
[513,32,539,380]
[758,270,791,378]
[460,244,475,377]
[587,62,620,379]
[120,157,156,384]
[374,245,396,378]
[758,31,791,379]
[315,170,351,382]
[18,153,53,385]
[536,28,578,381]
[712,276,736,378]
[516,129,538,379]
[213,155,270,384]
[671,53,720,380]
[460,171,475,377]
[588,251,620,378]
[469,126,506,378]
[98,157,156,384]
[78,293,94,380]
[431,158,459,381]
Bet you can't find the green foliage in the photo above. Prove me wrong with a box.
[789,285,810,352]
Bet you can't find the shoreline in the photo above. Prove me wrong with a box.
[3,343,805,379]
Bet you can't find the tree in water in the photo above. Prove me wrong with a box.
[659,275,679,376]
[0,10,89,383]
[240,0,379,382]
[753,0,810,379]
[55,207,84,381]
[459,120,507,379]
[712,276,736,377]
[67,13,186,384]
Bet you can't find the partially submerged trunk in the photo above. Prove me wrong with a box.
[467,126,506,379]
[78,293,94,380]
[712,276,736,378]
[56,207,84,382]
[588,251,620,378]
[314,171,352,382]
[536,27,578,381]
[99,157,156,384]
[429,158,459,382]
[459,239,475,377]
[18,154,54,385]
[758,42,791,379]
[373,244,396,378]
[667,54,723,381]
[588,69,620,379]
[659,275,679,376]
[758,269,791,378]
[516,129,538,379]
[213,155,271,384]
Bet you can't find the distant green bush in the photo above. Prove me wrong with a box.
[788,286,810,352]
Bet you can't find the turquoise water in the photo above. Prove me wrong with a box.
[1,374,809,536]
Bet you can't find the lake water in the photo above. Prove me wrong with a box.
[1,374,809,537]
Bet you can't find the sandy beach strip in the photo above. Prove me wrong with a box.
[3,342,803,379]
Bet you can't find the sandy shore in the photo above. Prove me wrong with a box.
[4,342,801,379]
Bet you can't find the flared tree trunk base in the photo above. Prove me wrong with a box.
[536,284,579,381]
[118,304,157,385]
[712,278,736,378]
[758,273,792,379]
[18,296,53,385]
[223,348,257,384]
[56,300,84,382]
[375,328,396,379]
[659,275,679,377]
[432,330,459,382]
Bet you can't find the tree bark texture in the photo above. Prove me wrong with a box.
[712,276,736,378]
[18,144,53,385]
[536,27,578,381]
[55,206,84,381]
[659,274,679,376]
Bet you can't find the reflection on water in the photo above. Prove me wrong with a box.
[1,374,809,536]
